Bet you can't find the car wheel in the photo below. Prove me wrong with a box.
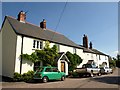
[42,76,48,83]
[61,76,65,81]
[97,72,101,76]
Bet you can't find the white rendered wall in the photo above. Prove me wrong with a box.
[21,60,34,74]
[59,45,74,54]
[99,55,109,67]
[15,36,35,74]
[15,35,22,73]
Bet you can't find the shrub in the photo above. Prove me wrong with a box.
[13,72,22,81]
[22,70,34,82]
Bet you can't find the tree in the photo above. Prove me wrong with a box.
[116,54,120,68]
[66,51,83,71]
[109,56,116,68]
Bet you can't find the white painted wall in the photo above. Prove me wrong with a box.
[21,60,34,74]
[15,35,22,73]
[15,36,36,74]
[98,55,109,67]
[59,45,74,54]
[14,34,109,75]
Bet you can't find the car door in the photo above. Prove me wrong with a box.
[44,67,53,79]
[51,67,61,80]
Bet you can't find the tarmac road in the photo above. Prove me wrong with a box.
[1,68,120,89]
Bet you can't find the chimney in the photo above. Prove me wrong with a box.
[83,34,88,48]
[17,11,26,23]
[40,19,46,30]
[89,41,92,49]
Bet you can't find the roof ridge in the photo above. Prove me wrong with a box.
[6,16,63,35]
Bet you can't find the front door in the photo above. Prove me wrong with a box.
[61,62,65,73]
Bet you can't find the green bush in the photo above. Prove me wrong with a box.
[13,71,34,82]
[22,70,34,82]
[13,72,22,81]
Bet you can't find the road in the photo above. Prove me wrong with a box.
[1,68,120,89]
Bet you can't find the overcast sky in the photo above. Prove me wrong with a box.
[1,2,118,57]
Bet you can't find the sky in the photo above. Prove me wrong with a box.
[1,2,118,57]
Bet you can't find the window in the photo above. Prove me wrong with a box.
[33,40,36,48]
[91,54,93,59]
[40,41,43,49]
[37,41,39,48]
[73,48,76,54]
[56,44,60,52]
[99,55,101,60]
[45,68,52,72]
[105,56,107,60]
[52,68,58,72]
[33,40,43,49]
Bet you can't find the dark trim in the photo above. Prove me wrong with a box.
[20,36,24,74]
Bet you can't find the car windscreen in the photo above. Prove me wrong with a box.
[36,67,44,72]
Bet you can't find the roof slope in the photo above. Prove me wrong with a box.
[79,45,108,56]
[4,16,83,49]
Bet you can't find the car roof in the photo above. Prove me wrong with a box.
[39,66,57,68]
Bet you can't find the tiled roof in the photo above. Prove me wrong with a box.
[80,45,108,56]
[4,16,83,49]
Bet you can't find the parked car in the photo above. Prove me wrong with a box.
[33,66,66,83]
[75,64,101,77]
[104,67,113,74]
[100,67,113,74]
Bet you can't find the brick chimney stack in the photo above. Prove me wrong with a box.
[40,19,46,30]
[17,11,26,23]
[89,41,92,49]
[83,34,88,48]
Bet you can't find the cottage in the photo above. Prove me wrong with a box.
[0,11,109,78]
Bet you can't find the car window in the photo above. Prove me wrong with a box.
[105,67,108,69]
[36,67,44,72]
[45,68,52,72]
[52,68,58,72]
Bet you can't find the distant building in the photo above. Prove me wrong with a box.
[0,11,109,78]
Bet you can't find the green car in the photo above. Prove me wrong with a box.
[33,66,66,83]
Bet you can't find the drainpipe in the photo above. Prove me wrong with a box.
[20,36,24,74]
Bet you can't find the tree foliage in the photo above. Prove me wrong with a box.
[66,51,83,71]
[109,57,116,68]
[115,54,120,68]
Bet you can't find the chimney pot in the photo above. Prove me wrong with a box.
[40,19,46,30]
[17,11,26,23]
[89,41,92,49]
[83,34,88,48]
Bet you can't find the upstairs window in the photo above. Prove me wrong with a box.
[99,55,101,60]
[40,41,43,49]
[73,48,76,54]
[55,44,60,52]
[33,40,43,49]
[33,40,36,48]
[37,41,39,49]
